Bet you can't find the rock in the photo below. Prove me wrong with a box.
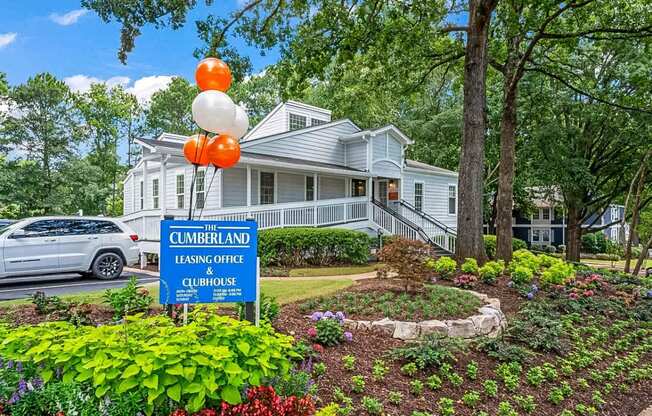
[478,306,507,328]
[393,321,420,340]
[342,319,358,330]
[371,318,396,335]
[466,290,489,302]
[446,319,476,338]
[357,320,372,330]
[419,320,448,336]
[470,314,498,336]
[486,298,501,310]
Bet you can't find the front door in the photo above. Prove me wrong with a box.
[3,219,61,275]
[377,180,388,205]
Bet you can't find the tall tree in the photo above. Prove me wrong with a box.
[490,0,652,262]
[0,73,79,213]
[145,77,198,137]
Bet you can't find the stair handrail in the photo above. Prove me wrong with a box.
[398,199,457,236]
[371,199,445,250]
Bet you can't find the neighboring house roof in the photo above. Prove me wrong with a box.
[134,137,367,175]
[340,124,414,145]
[405,159,458,176]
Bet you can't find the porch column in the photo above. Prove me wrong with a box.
[142,160,148,211]
[246,165,252,207]
[159,155,167,216]
[313,173,318,226]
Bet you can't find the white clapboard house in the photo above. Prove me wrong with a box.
[121,101,459,257]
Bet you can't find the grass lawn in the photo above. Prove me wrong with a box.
[581,257,651,270]
[288,263,382,277]
[0,278,354,307]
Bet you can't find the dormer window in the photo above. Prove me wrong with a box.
[311,118,327,126]
[289,113,307,130]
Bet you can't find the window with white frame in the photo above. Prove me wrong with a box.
[532,228,551,243]
[414,182,424,211]
[289,113,307,130]
[305,176,315,200]
[351,179,366,197]
[195,170,205,209]
[448,185,457,215]
[260,172,275,204]
[611,206,620,221]
[176,174,185,209]
[152,178,159,209]
[139,180,144,210]
[542,207,550,220]
[311,118,326,126]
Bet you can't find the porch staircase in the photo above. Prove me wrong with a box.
[370,199,456,256]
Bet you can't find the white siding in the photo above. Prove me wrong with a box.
[373,160,401,178]
[245,105,287,141]
[222,167,247,207]
[319,176,346,200]
[402,171,458,229]
[346,141,367,171]
[372,135,387,161]
[245,101,332,141]
[277,172,306,203]
[243,122,359,166]
[388,134,402,164]
[123,176,133,214]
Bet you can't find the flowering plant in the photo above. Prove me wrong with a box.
[454,274,477,288]
[0,358,41,406]
[220,385,315,416]
[308,311,347,346]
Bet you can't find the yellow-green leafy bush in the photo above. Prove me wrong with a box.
[510,250,541,274]
[427,256,457,280]
[479,260,505,284]
[0,312,296,414]
[460,258,479,275]
[540,262,575,287]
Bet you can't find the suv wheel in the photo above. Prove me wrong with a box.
[92,252,124,280]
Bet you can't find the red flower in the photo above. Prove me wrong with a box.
[169,410,188,416]
[583,290,594,297]
[569,292,579,300]
[307,327,317,338]
[312,343,324,354]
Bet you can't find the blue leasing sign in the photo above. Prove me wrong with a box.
[159,220,258,304]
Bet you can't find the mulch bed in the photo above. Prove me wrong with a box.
[0,304,161,327]
[276,279,652,416]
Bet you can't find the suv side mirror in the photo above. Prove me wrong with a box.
[11,229,26,239]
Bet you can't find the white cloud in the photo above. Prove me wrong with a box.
[49,9,89,26]
[0,32,17,49]
[64,74,174,104]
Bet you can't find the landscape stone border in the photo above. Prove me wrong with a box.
[342,290,507,341]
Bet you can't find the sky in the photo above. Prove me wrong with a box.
[0,0,280,102]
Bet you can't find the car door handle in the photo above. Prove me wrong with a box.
[88,236,99,240]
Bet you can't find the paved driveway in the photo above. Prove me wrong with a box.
[0,271,158,301]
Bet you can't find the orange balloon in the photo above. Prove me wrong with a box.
[207,135,241,169]
[195,57,232,92]
[183,133,211,166]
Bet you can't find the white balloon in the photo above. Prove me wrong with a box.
[223,105,250,139]
[191,90,236,134]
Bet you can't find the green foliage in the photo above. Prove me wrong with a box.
[511,249,541,272]
[350,375,365,394]
[361,396,383,414]
[0,312,296,413]
[474,337,532,363]
[314,318,344,347]
[438,397,455,416]
[447,371,464,387]
[371,359,388,381]
[508,302,566,353]
[312,362,326,377]
[483,379,498,398]
[387,390,403,405]
[31,291,66,315]
[514,395,537,414]
[400,362,418,377]
[525,366,545,386]
[466,361,479,380]
[389,333,465,369]
[460,258,479,275]
[342,355,356,371]
[428,256,457,280]
[540,261,575,287]
[582,232,608,254]
[462,390,481,408]
[426,374,442,390]
[315,403,340,416]
[103,276,153,320]
[259,228,369,267]
[498,401,518,416]
[145,77,198,136]
[238,294,279,323]
[510,265,534,284]
[409,379,424,396]
[484,235,527,259]
[479,260,504,284]
[9,382,101,416]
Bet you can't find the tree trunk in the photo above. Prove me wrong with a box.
[624,157,648,273]
[455,0,497,264]
[495,56,519,263]
[566,206,582,262]
[633,236,652,276]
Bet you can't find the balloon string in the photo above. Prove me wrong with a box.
[196,165,219,221]
[188,164,198,220]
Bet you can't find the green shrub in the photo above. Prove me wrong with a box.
[103,276,153,320]
[258,227,370,267]
[388,333,465,369]
[511,265,534,284]
[540,261,575,287]
[479,260,504,284]
[314,318,344,346]
[315,403,340,416]
[582,232,607,254]
[0,312,296,413]
[361,396,383,414]
[428,256,457,280]
[237,294,279,323]
[511,249,541,272]
[484,235,527,259]
[460,258,479,275]
[9,382,102,416]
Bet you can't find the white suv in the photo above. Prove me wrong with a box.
[0,217,140,280]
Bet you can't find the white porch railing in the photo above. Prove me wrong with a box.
[397,204,457,253]
[121,197,369,241]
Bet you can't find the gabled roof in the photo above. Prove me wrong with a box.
[239,118,361,148]
[242,100,333,142]
[405,159,458,176]
[339,124,414,145]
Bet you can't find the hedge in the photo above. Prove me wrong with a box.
[258,227,370,268]
[483,235,527,259]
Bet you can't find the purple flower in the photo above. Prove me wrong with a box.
[323,311,334,319]
[6,360,14,369]
[16,361,23,372]
[531,284,539,293]
[310,311,324,321]
[335,311,346,321]
[8,392,20,405]
[647,290,652,298]
[344,331,353,342]
[526,292,534,300]
[17,379,27,393]
[31,377,43,389]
